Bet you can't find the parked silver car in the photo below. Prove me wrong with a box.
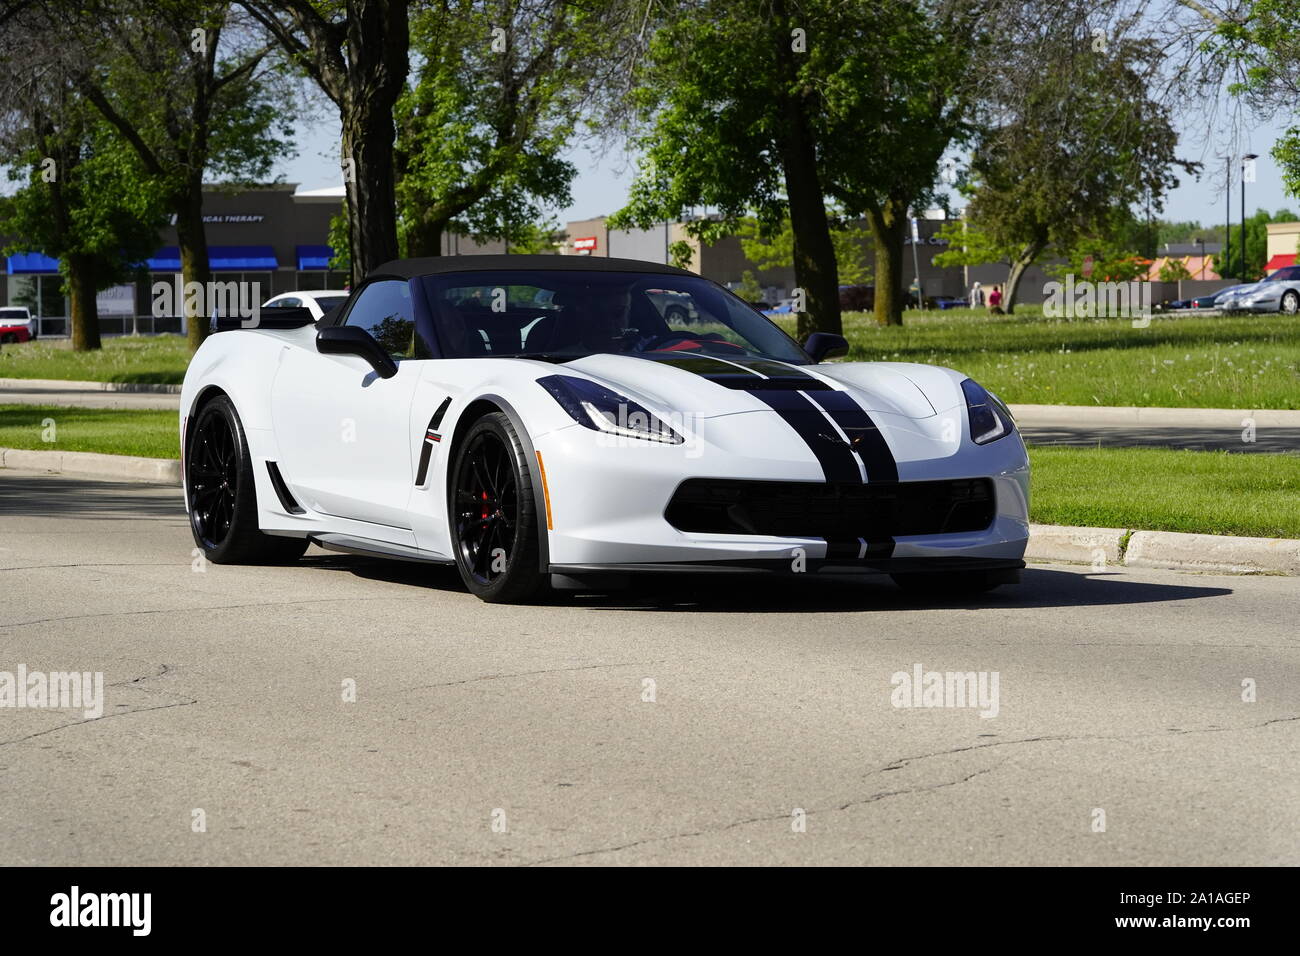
[1219,266,1300,314]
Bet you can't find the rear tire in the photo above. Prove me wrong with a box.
[891,570,1012,595]
[1281,290,1299,315]
[449,412,546,603]
[186,395,308,565]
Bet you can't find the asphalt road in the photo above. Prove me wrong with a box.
[1018,423,1300,454]
[1,471,1296,866]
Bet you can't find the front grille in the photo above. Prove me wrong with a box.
[665,478,996,538]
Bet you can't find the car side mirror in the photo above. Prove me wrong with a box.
[316,325,398,379]
[803,332,849,363]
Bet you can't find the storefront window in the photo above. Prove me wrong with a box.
[7,274,68,317]
[295,271,349,291]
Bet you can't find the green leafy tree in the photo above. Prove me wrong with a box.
[1158,258,1193,282]
[734,270,764,303]
[1198,0,1300,195]
[394,0,603,257]
[954,36,1195,312]
[57,0,294,350]
[0,9,167,350]
[610,0,859,339]
[735,214,872,287]
[1217,208,1297,280]
[1,121,165,350]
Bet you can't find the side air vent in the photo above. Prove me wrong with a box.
[266,461,306,514]
[415,397,453,486]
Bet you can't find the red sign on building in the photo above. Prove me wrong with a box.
[573,236,598,253]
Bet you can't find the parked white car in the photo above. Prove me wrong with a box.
[262,290,351,321]
[1219,266,1300,314]
[0,306,37,341]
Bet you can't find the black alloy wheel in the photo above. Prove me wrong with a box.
[450,412,545,602]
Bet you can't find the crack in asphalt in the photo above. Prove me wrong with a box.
[0,596,399,630]
[520,717,1299,866]
[0,563,185,572]
[865,715,1300,778]
[401,659,673,693]
[0,662,197,749]
[521,764,1001,866]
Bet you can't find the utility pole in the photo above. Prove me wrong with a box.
[1242,154,1258,281]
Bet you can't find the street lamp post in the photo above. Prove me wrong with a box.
[1194,237,1204,279]
[1241,154,1258,280]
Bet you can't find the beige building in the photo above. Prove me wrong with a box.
[1265,221,1300,271]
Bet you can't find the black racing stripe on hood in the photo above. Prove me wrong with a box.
[634,351,895,558]
[635,352,830,390]
[747,389,862,484]
[806,389,900,483]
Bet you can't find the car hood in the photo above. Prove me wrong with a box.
[558,353,953,420]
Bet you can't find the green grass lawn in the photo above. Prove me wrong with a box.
[0,335,191,384]
[776,309,1300,409]
[2,402,1296,538]
[1027,446,1300,539]
[0,405,179,459]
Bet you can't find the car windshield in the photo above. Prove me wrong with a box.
[0,309,26,319]
[421,270,809,364]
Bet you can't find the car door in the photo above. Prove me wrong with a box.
[270,279,425,530]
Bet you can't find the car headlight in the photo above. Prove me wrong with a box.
[961,378,1016,445]
[537,374,683,444]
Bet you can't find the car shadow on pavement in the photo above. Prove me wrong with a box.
[308,552,1234,613]
[571,568,1233,613]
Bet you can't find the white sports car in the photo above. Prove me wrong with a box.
[180,256,1029,603]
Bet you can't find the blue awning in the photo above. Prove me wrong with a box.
[6,252,61,274]
[145,245,278,272]
[147,247,181,271]
[210,245,277,271]
[297,245,334,270]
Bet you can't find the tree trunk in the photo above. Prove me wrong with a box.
[772,0,840,340]
[175,186,211,352]
[1003,261,1028,315]
[1003,242,1044,315]
[66,254,101,352]
[343,103,402,286]
[405,214,445,259]
[866,199,908,326]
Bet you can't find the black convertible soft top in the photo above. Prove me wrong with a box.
[370,254,694,280]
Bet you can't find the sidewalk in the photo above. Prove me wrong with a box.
[0,377,180,410]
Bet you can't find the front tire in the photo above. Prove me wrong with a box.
[449,412,546,603]
[186,395,308,565]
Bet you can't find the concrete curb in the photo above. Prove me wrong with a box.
[1022,524,1128,565]
[1,450,1295,575]
[1024,524,1299,576]
[0,447,180,483]
[1123,530,1300,575]
[1009,404,1300,427]
[0,377,182,394]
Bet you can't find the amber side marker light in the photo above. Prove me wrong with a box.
[535,450,554,530]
